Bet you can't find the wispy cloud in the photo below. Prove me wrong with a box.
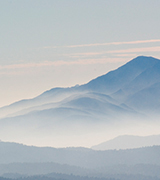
[115,54,137,57]
[108,46,160,54]
[1,45,160,72]
[43,39,160,49]
[67,39,160,48]
[63,46,160,58]
[0,57,127,72]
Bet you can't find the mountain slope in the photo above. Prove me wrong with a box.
[81,56,160,93]
[125,82,160,113]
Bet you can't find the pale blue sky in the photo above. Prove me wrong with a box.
[1,0,160,107]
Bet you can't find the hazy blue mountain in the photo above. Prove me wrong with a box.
[1,56,160,117]
[1,55,160,118]
[0,56,160,146]
[0,87,82,119]
[1,141,160,168]
[0,92,141,147]
[6,92,125,118]
[1,140,160,180]
[92,134,160,150]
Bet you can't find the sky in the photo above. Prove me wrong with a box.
[1,0,160,107]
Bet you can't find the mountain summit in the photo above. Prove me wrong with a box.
[82,56,160,93]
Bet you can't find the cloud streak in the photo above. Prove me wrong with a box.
[1,46,160,72]
[108,46,160,54]
[0,58,127,72]
[63,46,160,58]
[44,39,160,49]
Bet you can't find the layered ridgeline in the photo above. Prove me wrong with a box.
[0,56,160,146]
[0,141,160,180]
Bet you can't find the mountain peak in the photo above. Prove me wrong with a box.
[124,56,159,67]
[81,56,160,93]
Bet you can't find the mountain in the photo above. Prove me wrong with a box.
[91,134,160,150]
[0,140,160,168]
[1,141,160,180]
[0,56,160,147]
[1,56,160,117]
[1,55,160,117]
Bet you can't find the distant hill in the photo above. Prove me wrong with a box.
[0,141,160,180]
[91,134,160,150]
[0,141,160,168]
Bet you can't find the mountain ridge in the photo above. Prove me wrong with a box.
[1,140,160,166]
[1,56,160,112]
[0,56,160,147]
